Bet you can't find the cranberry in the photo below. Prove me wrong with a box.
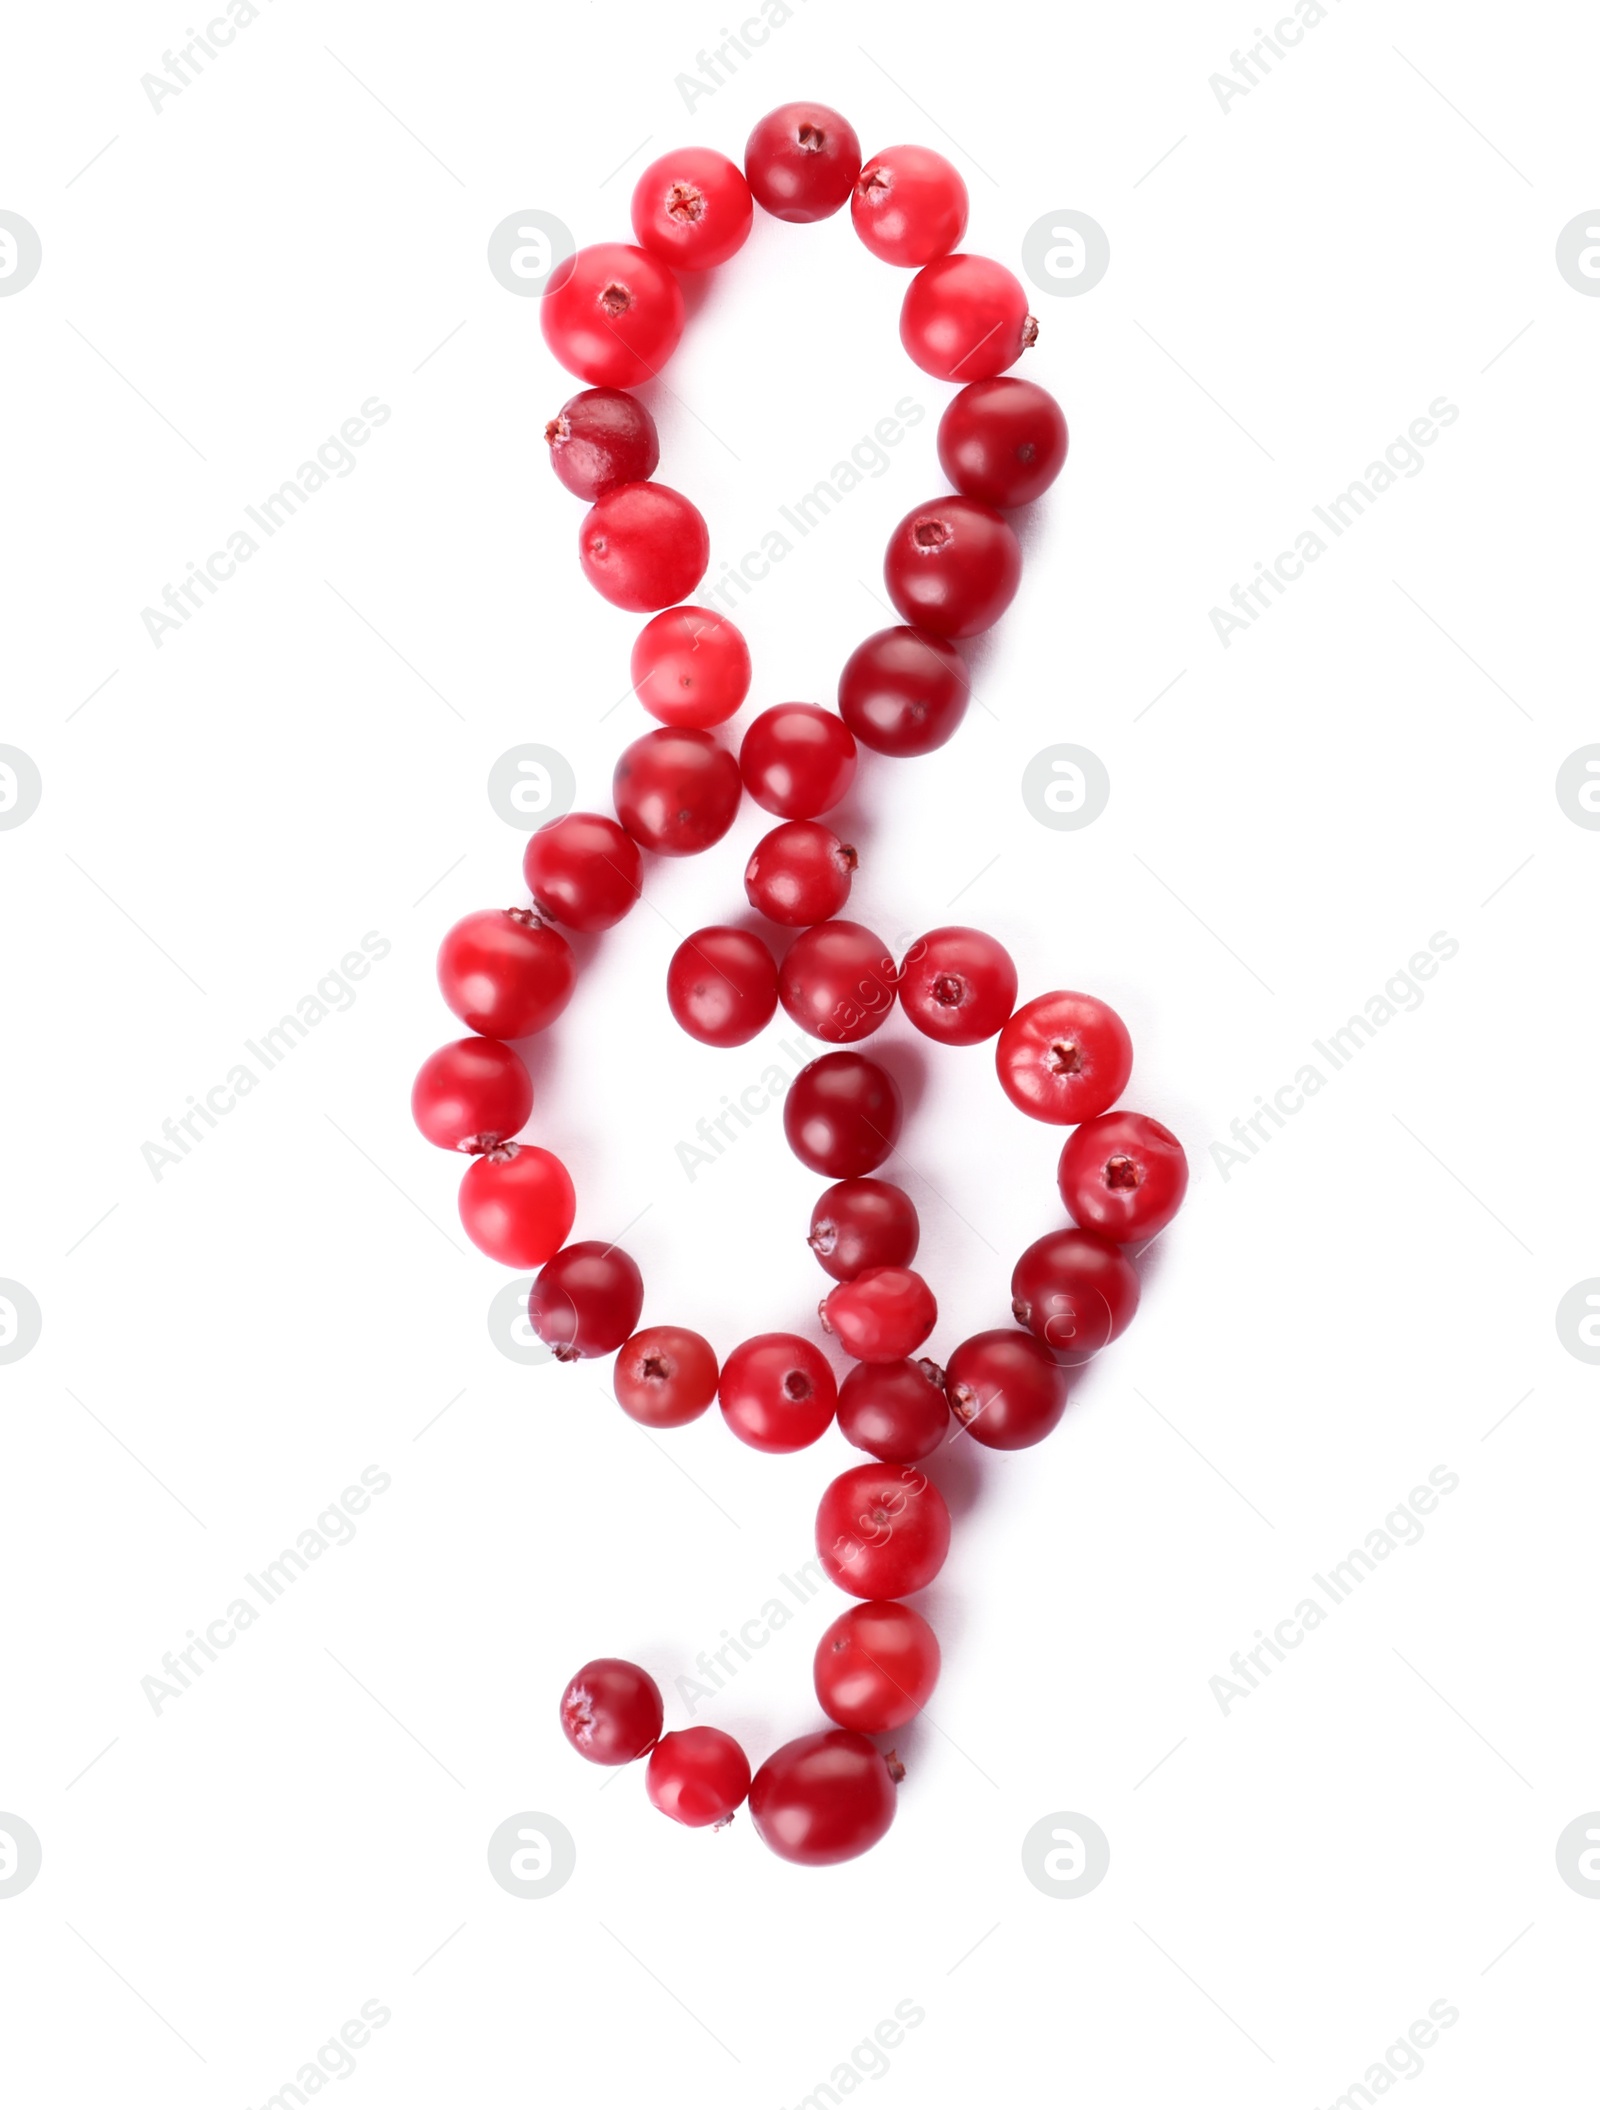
[744,102,861,223]
[898,926,1017,1046]
[631,147,753,270]
[412,1037,531,1153]
[937,377,1069,508]
[837,625,970,757]
[1011,1229,1139,1361]
[646,1726,752,1827]
[884,497,1021,639]
[821,1266,937,1363]
[665,926,778,1047]
[945,1329,1067,1451]
[613,727,741,857]
[559,1657,662,1765]
[778,920,898,1042]
[528,1241,644,1361]
[851,145,968,267]
[836,1357,949,1463]
[807,1177,919,1282]
[718,1333,837,1453]
[541,242,685,388]
[744,819,857,927]
[630,606,751,729]
[437,908,576,1039]
[613,1325,719,1429]
[739,704,857,819]
[784,1053,901,1178]
[1058,1111,1188,1243]
[544,387,659,501]
[457,1143,575,1267]
[995,991,1133,1125]
[814,1600,941,1732]
[522,812,642,933]
[816,1462,951,1599]
[899,253,1036,382]
[580,482,709,613]
[749,1729,897,1865]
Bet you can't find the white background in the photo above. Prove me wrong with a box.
[3,1,1598,2103]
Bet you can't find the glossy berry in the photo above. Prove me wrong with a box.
[457,1144,575,1267]
[900,253,1036,382]
[836,1357,949,1463]
[749,1729,897,1866]
[821,1266,937,1364]
[412,1037,531,1153]
[613,727,742,857]
[528,1241,644,1361]
[817,1462,951,1599]
[541,242,685,388]
[522,812,642,933]
[996,991,1133,1125]
[744,103,861,223]
[613,1325,719,1429]
[560,1657,663,1765]
[807,1177,919,1282]
[437,908,576,1039]
[666,926,778,1047]
[814,1600,941,1732]
[647,1727,752,1827]
[630,606,751,728]
[580,482,709,612]
[837,625,970,757]
[631,147,753,270]
[938,377,1068,508]
[718,1333,837,1453]
[778,920,898,1042]
[784,1053,901,1178]
[898,926,1017,1046]
[851,145,968,267]
[739,704,857,820]
[744,820,856,927]
[1058,1111,1188,1243]
[1011,1228,1139,1362]
[884,497,1021,639]
[545,388,659,500]
[945,1328,1067,1451]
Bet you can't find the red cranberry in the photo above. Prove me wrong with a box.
[613,727,742,857]
[412,1037,531,1153]
[559,1657,662,1765]
[778,920,898,1042]
[457,1144,575,1267]
[1011,1229,1140,1361]
[837,625,970,757]
[784,1054,901,1178]
[821,1266,937,1363]
[1058,1111,1188,1243]
[665,926,778,1047]
[522,812,642,933]
[541,243,684,388]
[437,908,576,1039]
[528,1241,643,1361]
[718,1333,837,1453]
[749,1730,898,1866]
[899,253,1036,382]
[883,497,1021,638]
[630,606,751,728]
[580,482,709,612]
[544,387,659,500]
[996,991,1133,1125]
[814,1600,940,1731]
[938,377,1069,508]
[851,145,968,267]
[807,1177,919,1281]
[744,103,861,223]
[744,820,857,927]
[816,1462,951,1598]
[836,1358,949,1463]
[898,926,1017,1045]
[739,704,857,820]
[631,147,753,270]
[647,1727,752,1827]
[945,1329,1067,1451]
[612,1326,719,1429]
